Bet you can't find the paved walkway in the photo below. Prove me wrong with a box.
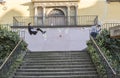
[23,27,90,51]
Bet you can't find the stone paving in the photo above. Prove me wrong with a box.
[23,27,90,51]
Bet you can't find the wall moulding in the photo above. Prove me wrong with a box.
[34,2,78,7]
[32,0,79,2]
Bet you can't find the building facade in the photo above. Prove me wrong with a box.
[0,0,120,26]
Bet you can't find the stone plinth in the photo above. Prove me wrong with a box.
[110,26,120,38]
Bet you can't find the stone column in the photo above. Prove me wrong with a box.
[67,6,70,25]
[42,6,46,26]
[75,5,78,25]
[34,6,38,26]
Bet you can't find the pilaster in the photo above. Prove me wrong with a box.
[42,6,46,26]
[67,6,70,25]
[34,7,38,26]
[75,5,78,25]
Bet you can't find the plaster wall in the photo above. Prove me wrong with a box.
[0,0,120,24]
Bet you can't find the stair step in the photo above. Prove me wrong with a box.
[25,56,90,59]
[15,71,97,76]
[25,59,91,62]
[22,62,92,66]
[25,52,89,57]
[26,54,89,56]
[13,74,98,78]
[25,55,89,57]
[25,58,91,62]
[24,57,90,60]
[20,65,94,69]
[17,68,96,72]
[26,51,87,54]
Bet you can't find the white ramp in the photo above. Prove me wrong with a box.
[23,27,90,51]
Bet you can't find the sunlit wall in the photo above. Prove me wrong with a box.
[78,0,120,23]
[0,0,120,25]
[0,0,32,24]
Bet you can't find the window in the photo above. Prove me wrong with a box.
[49,9,64,16]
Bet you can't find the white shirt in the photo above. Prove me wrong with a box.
[31,28,37,31]
[90,25,101,33]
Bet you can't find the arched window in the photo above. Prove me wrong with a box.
[49,9,64,16]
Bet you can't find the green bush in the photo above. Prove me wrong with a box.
[0,27,27,64]
[87,29,120,77]
[87,40,107,78]
[96,29,120,71]
[96,29,120,51]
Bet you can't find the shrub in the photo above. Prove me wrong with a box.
[87,29,120,77]
[0,27,27,64]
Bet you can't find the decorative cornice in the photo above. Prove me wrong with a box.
[34,2,78,7]
[32,0,79,2]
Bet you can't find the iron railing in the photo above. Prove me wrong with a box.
[0,24,25,38]
[13,15,98,27]
[77,15,98,26]
[13,17,19,26]
[12,28,25,39]
[0,39,24,78]
[0,23,26,39]
[101,23,120,30]
[90,36,120,78]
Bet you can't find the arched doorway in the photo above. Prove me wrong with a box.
[47,9,66,26]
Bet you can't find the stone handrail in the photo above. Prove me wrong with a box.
[0,39,23,78]
[90,36,117,78]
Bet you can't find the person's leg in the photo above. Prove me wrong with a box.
[94,33,97,38]
[32,31,37,35]
[90,32,97,38]
[37,28,46,34]
[90,32,94,37]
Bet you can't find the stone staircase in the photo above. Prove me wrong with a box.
[12,51,99,78]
